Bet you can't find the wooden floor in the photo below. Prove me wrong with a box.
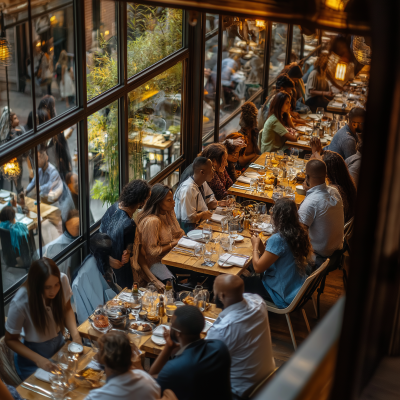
[270,269,345,367]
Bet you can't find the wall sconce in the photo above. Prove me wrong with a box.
[335,62,347,81]
[255,20,266,29]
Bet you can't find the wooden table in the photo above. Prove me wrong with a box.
[17,343,97,400]
[227,153,305,207]
[162,231,253,276]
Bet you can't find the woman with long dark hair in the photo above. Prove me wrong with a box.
[136,183,184,283]
[323,150,357,222]
[5,258,81,380]
[246,198,313,308]
[261,92,298,153]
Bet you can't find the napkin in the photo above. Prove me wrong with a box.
[85,360,103,371]
[177,237,198,249]
[214,206,229,215]
[118,292,134,301]
[330,102,347,108]
[297,140,309,145]
[211,213,225,223]
[237,176,252,184]
[34,368,52,383]
[21,217,34,225]
[218,253,249,267]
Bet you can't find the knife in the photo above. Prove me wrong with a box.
[21,383,52,398]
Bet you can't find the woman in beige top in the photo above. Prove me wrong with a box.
[136,183,185,283]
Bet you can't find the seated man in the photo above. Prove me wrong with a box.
[298,159,344,266]
[84,331,160,400]
[324,107,365,160]
[25,146,63,203]
[174,157,217,232]
[149,305,232,400]
[206,275,275,399]
[345,139,362,186]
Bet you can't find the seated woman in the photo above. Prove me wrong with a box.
[246,198,313,308]
[136,183,185,284]
[84,331,160,400]
[99,179,151,290]
[0,206,29,255]
[5,258,82,380]
[238,102,261,168]
[224,132,244,182]
[261,92,298,153]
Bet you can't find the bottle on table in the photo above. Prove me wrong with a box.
[157,295,165,318]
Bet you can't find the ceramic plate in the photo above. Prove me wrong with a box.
[128,321,156,335]
[244,171,259,178]
[90,321,112,334]
[307,114,320,120]
[233,235,244,242]
[151,335,166,346]
[187,230,204,241]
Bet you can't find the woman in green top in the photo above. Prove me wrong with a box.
[261,92,298,153]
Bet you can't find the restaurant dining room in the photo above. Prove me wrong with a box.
[0,0,399,399]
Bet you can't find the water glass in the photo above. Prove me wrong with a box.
[276,150,284,159]
[220,236,233,252]
[194,243,205,258]
[264,153,271,167]
[225,195,235,211]
[257,180,265,194]
[50,371,68,400]
[221,216,231,234]
[250,178,258,192]
[202,224,212,244]
[290,148,299,159]
[204,243,214,263]
[228,220,240,241]
[272,187,283,201]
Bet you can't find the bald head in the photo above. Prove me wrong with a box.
[305,159,326,189]
[214,274,244,309]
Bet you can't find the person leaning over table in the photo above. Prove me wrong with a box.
[298,159,344,267]
[206,275,275,400]
[246,198,313,307]
[84,331,161,400]
[5,258,82,380]
[323,107,365,160]
[261,92,298,154]
[174,157,227,233]
[136,183,184,285]
[149,305,232,400]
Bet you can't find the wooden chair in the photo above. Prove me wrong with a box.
[265,259,330,350]
[248,367,279,398]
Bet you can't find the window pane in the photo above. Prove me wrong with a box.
[127,5,182,78]
[86,0,119,101]
[1,147,39,292]
[292,25,302,61]
[32,3,77,124]
[161,170,180,190]
[206,14,219,34]
[0,20,33,148]
[219,17,265,126]
[128,62,182,181]
[38,125,80,273]
[303,31,319,57]
[88,101,119,223]
[269,23,288,83]
[203,32,219,139]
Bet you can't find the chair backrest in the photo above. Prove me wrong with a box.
[284,258,330,313]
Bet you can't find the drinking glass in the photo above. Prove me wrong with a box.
[272,187,283,201]
[57,352,77,390]
[316,107,324,121]
[228,220,240,241]
[264,152,271,167]
[276,150,284,160]
[220,236,233,252]
[250,178,258,192]
[256,203,267,215]
[204,243,214,263]
[257,180,265,194]
[290,148,299,159]
[50,371,68,400]
[202,224,212,244]
[286,159,294,169]
[165,298,177,323]
[221,216,231,234]
[194,243,205,258]
[225,195,235,211]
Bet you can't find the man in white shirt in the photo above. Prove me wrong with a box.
[85,331,160,400]
[206,275,275,399]
[298,159,344,266]
[174,157,218,232]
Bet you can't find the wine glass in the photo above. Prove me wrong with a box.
[202,224,213,244]
[316,107,324,121]
[290,148,299,159]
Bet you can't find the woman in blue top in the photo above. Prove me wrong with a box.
[0,206,29,254]
[246,198,313,308]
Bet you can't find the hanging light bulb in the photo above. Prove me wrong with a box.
[335,62,347,81]
[1,158,21,181]
[0,36,12,67]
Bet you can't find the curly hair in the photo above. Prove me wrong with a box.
[240,102,258,129]
[323,150,357,222]
[224,132,245,155]
[272,198,313,275]
[98,331,132,374]
[119,179,151,208]
[199,143,227,166]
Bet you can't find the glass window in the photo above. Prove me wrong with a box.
[0,147,39,292]
[32,2,77,124]
[88,101,119,223]
[206,14,219,34]
[203,32,219,139]
[269,23,288,83]
[128,62,182,181]
[219,17,265,125]
[292,25,302,61]
[161,170,180,190]
[127,5,182,78]
[86,0,119,101]
[303,31,319,57]
[0,20,33,147]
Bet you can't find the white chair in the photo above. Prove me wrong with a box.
[265,259,330,350]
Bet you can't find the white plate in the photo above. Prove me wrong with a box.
[187,230,204,241]
[0,190,10,198]
[68,342,84,354]
[233,235,244,242]
[244,171,259,178]
[15,213,24,221]
[307,114,320,120]
[295,125,310,132]
[90,321,112,334]
[153,324,170,337]
[218,260,235,268]
[151,335,166,346]
[320,139,328,144]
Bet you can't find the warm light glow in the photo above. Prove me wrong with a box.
[36,42,41,47]
[2,158,21,179]
[335,62,347,81]
[105,30,110,36]
[50,47,54,52]
[256,20,266,28]
[42,40,45,46]
[50,15,56,22]
[145,85,150,90]
[325,0,346,10]
[0,38,11,63]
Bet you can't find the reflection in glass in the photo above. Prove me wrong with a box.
[88,101,119,223]
[206,14,219,34]
[269,23,288,83]
[127,5,182,78]
[86,0,118,100]
[219,17,265,124]
[128,63,182,181]
[0,147,39,291]
[292,25,302,61]
[161,170,180,190]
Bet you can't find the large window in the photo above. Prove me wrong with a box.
[269,23,288,83]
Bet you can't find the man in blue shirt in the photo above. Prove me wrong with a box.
[149,305,232,400]
[324,107,365,160]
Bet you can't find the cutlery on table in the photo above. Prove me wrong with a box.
[21,383,52,399]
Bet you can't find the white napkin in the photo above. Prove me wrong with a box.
[237,176,252,184]
[34,368,52,383]
[118,292,134,301]
[211,213,225,223]
[21,217,34,225]
[85,360,103,371]
[297,140,309,145]
[177,237,198,249]
[330,102,346,108]
[214,206,228,215]
[202,320,213,333]
[218,253,248,267]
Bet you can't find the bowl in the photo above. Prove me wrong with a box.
[296,185,306,195]
[296,172,306,183]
